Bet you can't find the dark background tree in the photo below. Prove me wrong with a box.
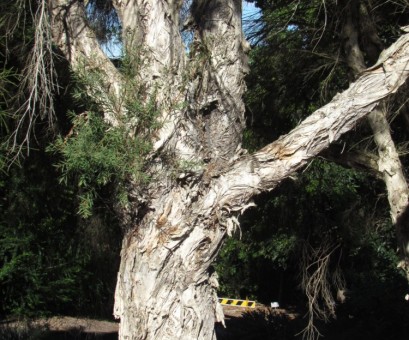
[216,1,409,338]
[0,0,121,319]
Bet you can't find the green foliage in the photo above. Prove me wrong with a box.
[49,50,160,218]
[216,229,297,301]
[0,224,86,316]
[0,5,145,320]
[0,153,81,317]
[0,16,123,315]
[1,5,83,318]
[49,111,151,217]
[0,150,121,318]
[244,28,348,146]
[230,6,409,325]
[216,159,401,308]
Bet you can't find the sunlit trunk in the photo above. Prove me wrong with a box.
[111,1,249,338]
[48,0,409,338]
[113,187,226,339]
[342,3,409,273]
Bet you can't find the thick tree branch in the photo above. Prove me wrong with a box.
[189,0,249,162]
[214,30,409,214]
[50,0,123,125]
[342,6,409,264]
[111,0,195,159]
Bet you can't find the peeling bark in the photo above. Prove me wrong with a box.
[342,4,409,271]
[367,106,409,223]
[48,0,409,337]
[50,0,124,125]
[113,182,227,339]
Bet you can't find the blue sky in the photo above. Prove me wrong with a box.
[242,1,261,41]
[243,1,260,17]
[102,2,261,58]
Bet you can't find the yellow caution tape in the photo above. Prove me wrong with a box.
[218,297,256,308]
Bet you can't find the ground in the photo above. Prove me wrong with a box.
[0,305,301,339]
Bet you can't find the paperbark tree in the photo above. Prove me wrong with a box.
[342,0,409,275]
[47,1,409,339]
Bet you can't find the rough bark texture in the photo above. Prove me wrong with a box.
[110,1,248,339]
[367,107,409,225]
[113,185,227,339]
[50,0,124,125]
[49,0,409,338]
[342,2,409,270]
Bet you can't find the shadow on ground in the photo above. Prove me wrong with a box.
[0,320,118,340]
[216,308,300,340]
[1,308,299,340]
[1,309,295,340]
[0,328,118,340]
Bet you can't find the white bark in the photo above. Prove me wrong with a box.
[50,0,124,125]
[48,0,409,337]
[368,106,409,273]
[113,184,226,339]
[116,30,409,339]
[368,106,409,224]
[342,7,409,267]
[111,1,249,338]
[212,34,409,211]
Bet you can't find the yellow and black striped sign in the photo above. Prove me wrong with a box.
[218,298,256,308]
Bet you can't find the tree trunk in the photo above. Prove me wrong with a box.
[113,37,409,336]
[342,3,409,272]
[113,188,226,339]
[48,0,409,338]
